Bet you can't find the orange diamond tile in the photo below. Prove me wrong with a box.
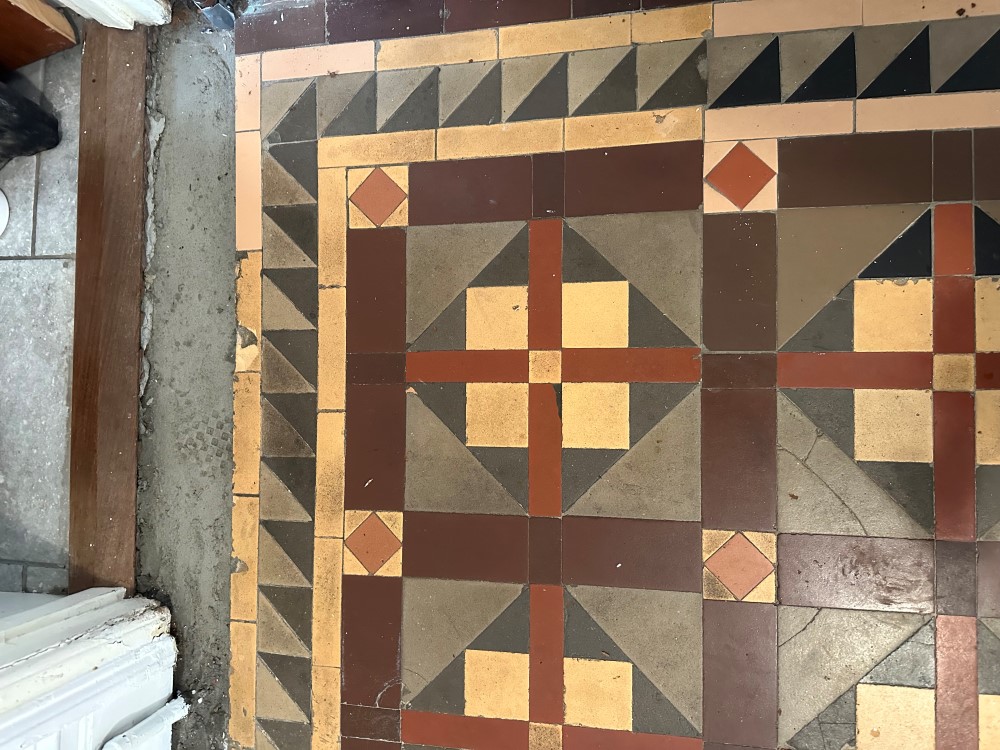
[350,167,407,226]
[704,532,774,600]
[705,142,776,210]
[345,513,402,574]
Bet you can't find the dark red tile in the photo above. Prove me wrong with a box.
[701,389,776,532]
[402,711,529,748]
[529,219,563,350]
[564,141,703,217]
[409,156,532,225]
[702,353,776,389]
[533,152,565,219]
[343,575,402,706]
[327,0,444,43]
[934,131,974,202]
[935,615,979,750]
[529,516,561,584]
[235,2,326,54]
[703,213,776,352]
[562,517,701,591]
[703,601,777,749]
[345,383,405,510]
[561,348,701,383]
[979,352,1000,389]
[342,704,401,741]
[562,726,703,748]
[347,228,406,353]
[778,534,935,613]
[529,384,562,518]
[779,132,932,208]
[936,541,977,616]
[572,0,639,17]
[347,352,406,384]
[934,278,975,357]
[975,128,1000,199]
[403,512,529,582]
[777,352,933,389]
[444,0,570,32]
[342,739,401,750]
[934,204,975,277]
[980,541,1000,617]
[643,0,710,6]
[934,392,976,541]
[406,350,529,383]
[529,584,564,724]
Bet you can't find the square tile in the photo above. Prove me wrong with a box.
[348,166,408,228]
[854,279,933,352]
[562,280,629,349]
[466,382,529,447]
[933,353,975,392]
[562,382,629,449]
[978,390,1000,465]
[983,695,1000,750]
[703,529,776,602]
[464,649,530,721]
[977,277,1000,352]
[704,139,777,213]
[854,389,933,462]
[563,657,632,730]
[856,684,934,750]
[529,350,562,383]
[466,285,529,350]
[529,723,562,750]
[344,511,402,576]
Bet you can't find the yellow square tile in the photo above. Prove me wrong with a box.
[702,529,735,560]
[743,571,776,603]
[982,694,1000,750]
[530,350,562,383]
[230,496,259,622]
[977,277,1000,352]
[854,279,933,352]
[562,382,630,449]
[315,410,345,538]
[854,389,933,462]
[228,621,257,747]
[563,281,629,349]
[978,391,1000,465]
[233,372,261,496]
[466,383,529,448]
[856,684,934,750]
[564,657,632,731]
[312,537,342,668]
[464,650,529,720]
[529,723,562,750]
[744,530,777,562]
[312,665,341,749]
[933,354,975,392]
[466,285,529,350]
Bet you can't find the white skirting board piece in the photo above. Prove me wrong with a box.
[55,0,171,29]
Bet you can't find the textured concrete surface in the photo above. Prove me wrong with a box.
[137,9,235,748]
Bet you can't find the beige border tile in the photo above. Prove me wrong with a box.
[261,40,375,81]
[632,4,711,43]
[499,15,632,58]
[235,131,262,251]
[236,251,261,373]
[233,372,261,496]
[235,54,260,133]
[318,168,347,287]
[228,621,257,747]
[313,537,343,667]
[316,410,346,537]
[379,29,498,70]
[565,107,702,150]
[230,495,259,622]
[856,92,1000,133]
[318,130,436,168]
[714,0,862,36]
[318,287,346,412]
[705,100,854,142]
[313,665,342,748]
[864,0,1000,25]
[437,120,564,159]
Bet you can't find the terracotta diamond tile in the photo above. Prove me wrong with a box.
[345,512,402,574]
[704,532,774,600]
[705,142,776,210]
[350,167,407,226]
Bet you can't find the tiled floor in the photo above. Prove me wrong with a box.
[230,1,1000,748]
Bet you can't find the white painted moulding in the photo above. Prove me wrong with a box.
[55,0,171,29]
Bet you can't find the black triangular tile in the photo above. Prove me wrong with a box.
[259,653,313,720]
[562,448,628,512]
[409,293,466,351]
[260,585,313,651]
[409,652,465,714]
[861,621,935,688]
[787,33,857,102]
[269,82,316,144]
[263,205,319,265]
[269,141,318,201]
[263,268,319,328]
[412,382,466,442]
[939,28,1000,93]
[975,206,1000,275]
[633,667,698,737]
[509,55,569,122]
[859,210,932,278]
[563,226,625,283]
[860,461,935,535]
[641,40,708,109]
[977,466,1000,539]
[788,687,856,750]
[469,447,529,511]
[443,64,502,128]
[262,520,315,583]
[381,68,441,133]
[266,330,318,388]
[258,719,312,749]
[262,457,316,518]
[470,225,529,287]
[784,388,855,458]
[469,587,529,652]
[781,284,854,353]
[860,26,931,98]
[712,37,781,108]
[264,393,318,452]
[979,620,1000,694]
[323,74,376,137]
[564,589,628,661]
[573,48,637,116]
[628,285,695,348]
[629,382,695,447]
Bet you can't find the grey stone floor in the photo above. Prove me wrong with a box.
[0,46,82,594]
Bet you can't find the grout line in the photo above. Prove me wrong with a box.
[0,254,75,261]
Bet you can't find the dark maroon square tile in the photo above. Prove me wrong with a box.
[934,130,973,202]
[343,575,402,706]
[529,516,561,584]
[533,152,565,219]
[702,353,776,389]
[347,228,406,353]
[236,2,326,54]
[345,383,405,510]
[975,129,1000,199]
[343,740,401,750]
[572,0,639,17]
[328,0,444,43]
[347,352,406,384]
[342,704,401,741]
[403,512,529,582]
[445,0,570,31]
[409,156,533,225]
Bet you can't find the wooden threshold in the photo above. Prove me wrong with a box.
[69,21,148,593]
[0,0,77,70]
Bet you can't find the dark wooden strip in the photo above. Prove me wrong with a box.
[0,0,76,70]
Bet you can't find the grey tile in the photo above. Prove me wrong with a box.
[980,619,1000,695]
[0,563,22,592]
[860,621,935,687]
[25,565,68,594]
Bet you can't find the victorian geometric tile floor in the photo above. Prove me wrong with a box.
[230,1,1000,748]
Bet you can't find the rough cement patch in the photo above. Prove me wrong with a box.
[137,9,235,748]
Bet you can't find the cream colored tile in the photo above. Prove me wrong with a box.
[437,120,563,159]
[318,287,346,412]
[261,40,375,81]
[854,279,933,352]
[344,509,369,538]
[529,723,563,750]
[343,546,368,576]
[703,567,737,601]
[315,411,345,538]
[236,54,261,132]
[978,391,1000,465]
[466,285,529,350]
[855,389,933,463]
[977,277,1000,352]
[632,4,711,43]
[466,383,530,448]
[705,100,854,142]
[233,372,261,496]
[857,92,1000,133]
[856,684,934,750]
[934,354,975,392]
[564,658,632,730]
[236,131,263,251]
[563,382,630,450]
[318,130,436,168]
[228,621,257,747]
[378,547,403,577]
[564,107,702,150]
[743,571,776,603]
[313,537,343,667]
[982,694,1000,750]
[499,15,632,58]
[563,280,629,349]
[744,530,777,562]
[312,665,341,749]
[864,0,1000,25]
[379,29,497,70]
[236,252,262,373]
[465,650,530,720]
[318,168,347,288]
[714,0,861,36]
[702,529,734,560]
[231,496,259,622]
[530,350,562,383]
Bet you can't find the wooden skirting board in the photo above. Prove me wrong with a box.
[0,0,76,69]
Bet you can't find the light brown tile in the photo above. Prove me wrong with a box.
[437,120,563,159]
[318,287,346,411]
[854,389,933,463]
[466,285,529,350]
[313,665,341,749]
[233,372,261,495]
[857,92,1000,133]
[465,649,530,720]
[313,537,343,667]
[379,29,497,70]
[983,695,1000,750]
[934,354,975,392]
[236,131,262,251]
[235,54,261,132]
[230,495,259,622]
[705,100,854,142]
[348,166,409,228]
[530,723,562,750]
[316,411,345,538]
[530,350,562,383]
[236,252,262,373]
[562,281,629,349]
[564,657,632,730]
[854,279,933,352]
[564,107,702,151]
[714,0,862,36]
[864,0,1000,24]
[318,130,436,168]
[978,391,1000,465]
[466,382,530,447]
[318,168,347,288]
[228,621,256,747]
[856,684,934,749]
[499,15,632,58]
[261,40,375,81]
[563,382,630,449]
[632,5,712,43]
[978,277,1000,352]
